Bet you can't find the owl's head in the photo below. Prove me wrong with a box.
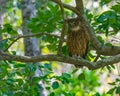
[67,17,81,31]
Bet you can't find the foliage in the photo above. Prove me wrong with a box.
[0,0,120,96]
[107,78,120,95]
[0,61,100,96]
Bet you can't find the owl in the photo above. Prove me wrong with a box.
[67,17,90,60]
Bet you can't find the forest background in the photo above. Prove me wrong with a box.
[0,0,120,96]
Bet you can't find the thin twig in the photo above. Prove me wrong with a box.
[3,32,66,51]
[0,32,62,42]
[51,0,80,15]
[57,0,67,55]
[4,36,21,51]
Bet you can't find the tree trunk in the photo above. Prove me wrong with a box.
[21,0,46,95]
[0,0,7,40]
[0,0,7,26]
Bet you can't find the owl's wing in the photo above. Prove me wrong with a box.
[82,41,89,59]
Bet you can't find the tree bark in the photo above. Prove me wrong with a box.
[21,0,46,95]
[0,0,7,40]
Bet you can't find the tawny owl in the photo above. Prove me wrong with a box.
[67,17,90,59]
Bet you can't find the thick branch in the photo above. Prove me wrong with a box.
[0,51,120,70]
[74,0,120,56]
[51,0,120,56]
[2,0,117,71]
[82,15,120,56]
[75,0,84,14]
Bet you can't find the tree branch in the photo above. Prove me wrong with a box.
[57,0,67,55]
[75,0,120,56]
[51,0,120,56]
[82,15,120,56]
[4,35,21,51]
[1,32,63,42]
[50,0,80,15]
[2,32,66,51]
[0,51,120,70]
[1,0,119,71]
[75,0,84,14]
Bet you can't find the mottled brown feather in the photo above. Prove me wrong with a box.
[67,17,90,59]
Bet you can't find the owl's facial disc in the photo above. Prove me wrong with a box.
[71,26,80,31]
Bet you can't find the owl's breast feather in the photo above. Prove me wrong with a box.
[70,26,80,31]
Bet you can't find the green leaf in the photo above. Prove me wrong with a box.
[44,63,52,70]
[106,65,112,72]
[105,29,109,36]
[105,43,112,46]
[11,51,16,55]
[46,86,51,90]
[32,77,41,83]
[26,64,36,73]
[6,79,15,85]
[62,92,74,96]
[0,39,9,50]
[110,65,115,69]
[116,78,120,82]
[100,0,112,5]
[52,81,59,89]
[97,36,104,44]
[72,69,78,74]
[62,45,68,56]
[4,24,12,32]
[14,64,25,68]
[16,79,24,86]
[3,24,17,35]
[94,92,100,96]
[61,73,71,84]
[116,86,120,94]
[36,83,43,91]
[63,0,71,3]
[62,73,71,78]
[78,73,85,80]
[111,4,120,12]
[107,87,115,94]
[61,77,69,84]
[28,2,62,33]
[0,80,5,85]
[49,92,55,96]
[17,2,21,9]
[108,82,116,85]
